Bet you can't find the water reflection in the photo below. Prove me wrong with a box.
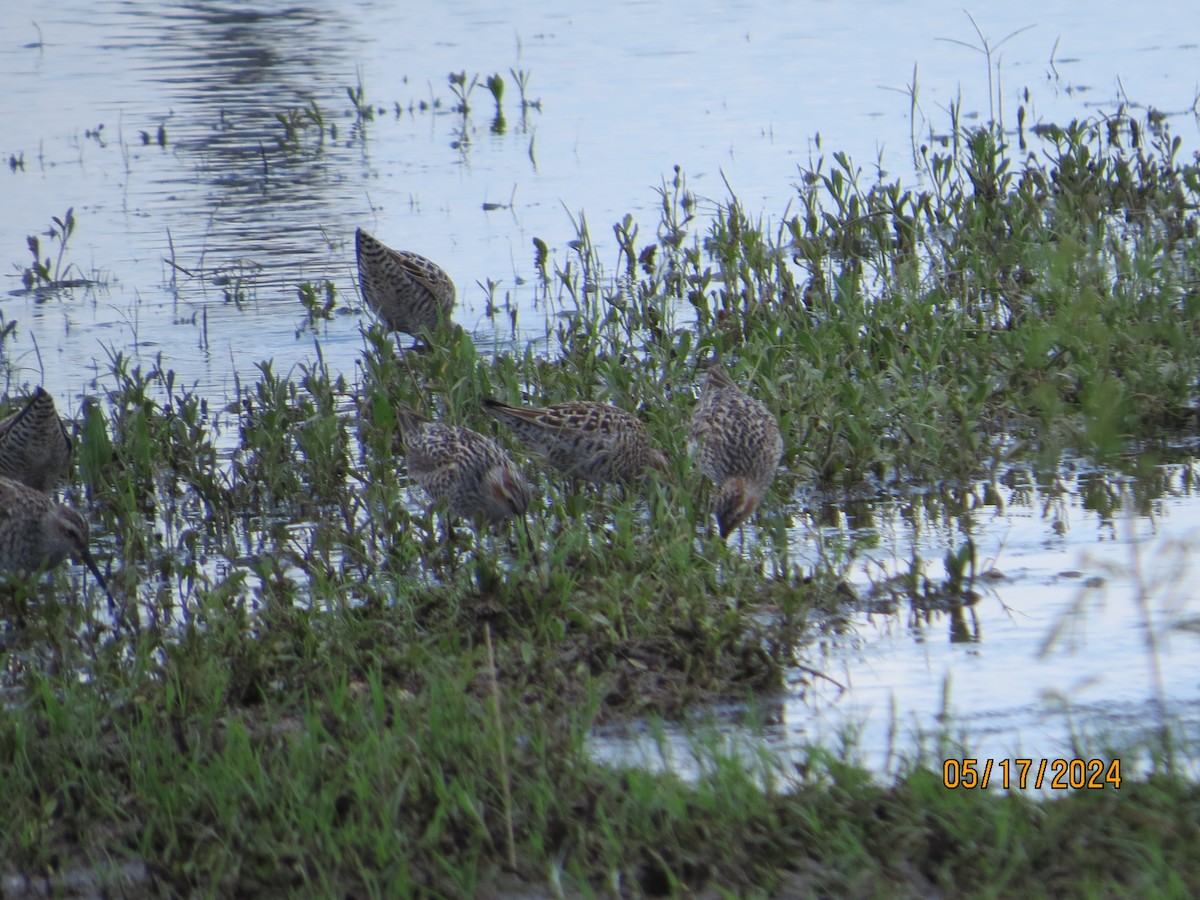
[736,454,1200,778]
[120,3,362,288]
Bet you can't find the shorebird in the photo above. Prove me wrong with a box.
[355,227,456,340]
[482,397,669,486]
[687,360,783,539]
[0,475,109,595]
[393,404,531,538]
[0,387,72,492]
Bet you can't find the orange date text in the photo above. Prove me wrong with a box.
[941,758,1121,790]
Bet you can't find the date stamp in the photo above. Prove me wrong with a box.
[942,758,1121,790]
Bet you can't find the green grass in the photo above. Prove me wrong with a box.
[3,89,1200,895]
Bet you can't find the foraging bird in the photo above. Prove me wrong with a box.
[355,227,456,339]
[483,397,669,486]
[0,387,72,492]
[0,475,109,595]
[687,360,783,539]
[393,404,530,528]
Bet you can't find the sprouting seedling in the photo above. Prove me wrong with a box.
[509,68,541,113]
[347,69,374,122]
[943,538,976,597]
[487,73,506,134]
[52,208,76,264]
[446,72,479,151]
[21,207,78,288]
[533,237,550,284]
[479,276,501,317]
[297,280,338,336]
[448,71,479,115]
[275,101,327,152]
[486,73,504,108]
[306,99,325,131]
[275,108,302,147]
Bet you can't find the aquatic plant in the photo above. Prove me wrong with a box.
[19,208,81,289]
[296,279,338,336]
[486,72,506,133]
[510,66,541,115]
[275,100,327,152]
[138,123,167,147]
[448,70,478,115]
[346,69,375,133]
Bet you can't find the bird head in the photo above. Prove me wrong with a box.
[715,477,761,539]
[483,462,531,523]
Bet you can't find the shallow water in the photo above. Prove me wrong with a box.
[596,455,1200,785]
[5,1,1199,395]
[3,1,1200,779]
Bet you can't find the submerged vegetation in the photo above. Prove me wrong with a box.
[3,76,1200,894]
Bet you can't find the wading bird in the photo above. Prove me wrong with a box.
[355,227,456,342]
[0,387,72,492]
[393,404,532,549]
[687,360,783,539]
[483,397,668,487]
[0,475,110,597]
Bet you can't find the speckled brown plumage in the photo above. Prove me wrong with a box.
[0,387,72,492]
[394,404,530,525]
[483,398,668,486]
[687,360,783,538]
[0,475,108,593]
[355,227,456,338]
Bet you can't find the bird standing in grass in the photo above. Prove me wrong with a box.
[0,475,109,596]
[687,360,783,539]
[0,387,72,492]
[483,397,668,486]
[393,404,531,539]
[355,227,456,341]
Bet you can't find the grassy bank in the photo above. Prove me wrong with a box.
[3,93,1200,895]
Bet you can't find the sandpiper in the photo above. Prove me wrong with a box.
[0,475,109,595]
[393,404,530,530]
[687,360,783,538]
[483,397,668,486]
[0,387,72,492]
[355,227,456,340]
